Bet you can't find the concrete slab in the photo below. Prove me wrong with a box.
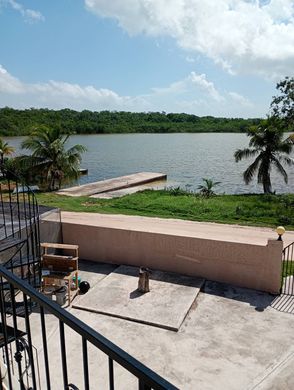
[73,265,204,331]
[90,181,167,199]
[14,260,294,390]
[57,172,167,197]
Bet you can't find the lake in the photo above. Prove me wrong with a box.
[4,133,294,194]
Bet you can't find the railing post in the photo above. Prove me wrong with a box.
[138,379,152,390]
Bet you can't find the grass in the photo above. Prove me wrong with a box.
[282,261,294,277]
[36,189,294,230]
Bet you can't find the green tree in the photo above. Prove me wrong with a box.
[234,118,294,194]
[198,178,221,197]
[0,138,15,164]
[271,77,294,129]
[20,127,86,191]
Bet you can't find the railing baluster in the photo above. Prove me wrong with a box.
[0,277,13,389]
[139,379,152,390]
[40,306,51,390]
[7,178,15,236]
[0,183,7,237]
[15,179,22,238]
[282,242,294,296]
[60,320,69,390]
[27,190,37,288]
[9,283,24,388]
[82,337,90,390]
[109,357,114,390]
[23,292,37,389]
[0,264,178,390]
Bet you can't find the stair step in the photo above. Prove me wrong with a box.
[0,236,27,253]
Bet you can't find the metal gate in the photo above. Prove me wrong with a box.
[281,241,294,295]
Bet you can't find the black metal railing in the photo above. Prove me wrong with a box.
[0,166,178,389]
[0,266,178,390]
[0,165,41,288]
[281,241,294,295]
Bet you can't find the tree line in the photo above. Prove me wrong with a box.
[0,108,260,136]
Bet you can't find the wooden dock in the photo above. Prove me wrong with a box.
[57,172,167,197]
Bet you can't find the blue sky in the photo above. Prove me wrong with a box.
[0,0,293,118]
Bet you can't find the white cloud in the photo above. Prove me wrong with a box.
[0,65,149,111]
[0,65,265,117]
[185,56,195,63]
[228,92,253,107]
[1,0,44,22]
[189,72,224,102]
[0,65,24,93]
[152,71,224,102]
[85,0,294,78]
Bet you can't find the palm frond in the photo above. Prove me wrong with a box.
[276,155,294,166]
[272,157,288,183]
[243,155,262,184]
[234,148,259,162]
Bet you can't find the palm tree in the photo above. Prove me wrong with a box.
[20,127,86,191]
[234,118,294,194]
[0,138,15,165]
[198,178,221,197]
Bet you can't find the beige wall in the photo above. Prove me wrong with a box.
[62,222,283,293]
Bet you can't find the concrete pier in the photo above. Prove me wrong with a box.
[57,172,167,197]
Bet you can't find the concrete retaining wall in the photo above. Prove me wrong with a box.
[62,222,283,293]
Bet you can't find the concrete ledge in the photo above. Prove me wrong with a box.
[62,213,284,294]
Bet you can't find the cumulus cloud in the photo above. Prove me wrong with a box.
[85,0,294,78]
[0,0,44,22]
[152,71,224,102]
[0,65,148,111]
[228,92,253,107]
[189,72,224,102]
[0,65,265,117]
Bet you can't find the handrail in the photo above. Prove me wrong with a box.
[0,163,41,285]
[282,240,294,253]
[0,265,178,390]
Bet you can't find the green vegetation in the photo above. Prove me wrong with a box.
[0,138,14,164]
[7,127,86,190]
[36,190,294,230]
[282,261,294,277]
[233,77,294,194]
[197,178,221,197]
[234,117,294,194]
[271,76,294,129]
[0,108,260,136]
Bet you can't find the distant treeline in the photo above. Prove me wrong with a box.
[0,107,261,136]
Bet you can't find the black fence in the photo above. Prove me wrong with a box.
[0,265,178,389]
[0,167,41,288]
[281,241,294,295]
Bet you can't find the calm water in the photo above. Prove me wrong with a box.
[4,133,294,194]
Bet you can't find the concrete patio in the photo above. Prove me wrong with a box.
[20,260,294,390]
